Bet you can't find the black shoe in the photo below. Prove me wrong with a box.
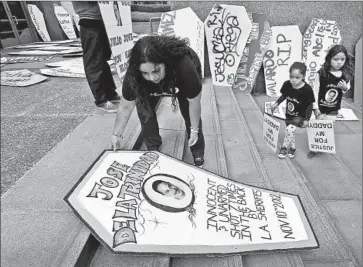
[109,95,121,104]
[307,151,318,159]
[194,157,204,168]
[278,147,288,159]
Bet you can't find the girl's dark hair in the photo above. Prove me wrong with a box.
[126,35,201,112]
[319,44,354,81]
[290,62,307,76]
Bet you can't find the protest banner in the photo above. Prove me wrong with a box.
[65,150,318,255]
[40,67,85,78]
[7,50,59,56]
[354,37,362,107]
[263,26,302,97]
[1,56,54,64]
[54,5,77,39]
[307,120,336,153]
[205,4,252,86]
[263,114,281,152]
[157,7,205,77]
[264,101,287,120]
[302,19,341,88]
[27,4,51,42]
[34,39,78,45]
[12,44,58,49]
[1,69,47,87]
[99,2,133,84]
[233,13,272,93]
[36,45,79,51]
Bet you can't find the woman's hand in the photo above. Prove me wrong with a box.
[188,130,198,147]
[111,134,121,151]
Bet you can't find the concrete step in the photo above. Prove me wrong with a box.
[214,87,304,267]
[235,91,360,267]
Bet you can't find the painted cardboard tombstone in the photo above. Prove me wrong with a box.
[263,114,280,152]
[233,13,272,92]
[354,37,362,107]
[1,69,47,87]
[205,4,252,86]
[302,19,341,88]
[54,5,77,39]
[263,26,302,97]
[307,120,336,153]
[65,150,318,255]
[99,2,133,84]
[27,4,51,42]
[265,100,286,120]
[157,7,205,78]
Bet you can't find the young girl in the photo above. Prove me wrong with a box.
[111,35,205,167]
[271,62,315,159]
[307,44,354,159]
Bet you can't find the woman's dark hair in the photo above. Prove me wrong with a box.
[290,62,307,76]
[319,44,354,81]
[126,35,201,112]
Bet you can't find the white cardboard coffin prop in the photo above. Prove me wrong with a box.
[233,13,272,93]
[99,2,133,84]
[263,25,302,97]
[65,150,319,255]
[27,4,51,42]
[205,4,252,86]
[302,19,342,88]
[1,69,47,87]
[54,5,77,40]
[157,7,205,78]
[354,37,362,107]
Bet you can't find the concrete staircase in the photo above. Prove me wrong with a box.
[1,78,361,267]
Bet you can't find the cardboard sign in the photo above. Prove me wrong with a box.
[1,56,54,64]
[54,5,77,39]
[73,13,80,32]
[1,69,47,87]
[205,4,252,86]
[99,1,132,27]
[263,114,281,152]
[27,4,51,42]
[7,48,82,56]
[99,2,133,84]
[65,150,318,255]
[40,67,85,78]
[11,44,59,49]
[302,19,341,88]
[354,37,362,107]
[307,120,336,153]
[265,101,287,120]
[34,39,78,44]
[233,13,272,92]
[157,8,205,78]
[36,45,80,51]
[263,26,302,97]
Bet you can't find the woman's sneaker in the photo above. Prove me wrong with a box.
[96,101,118,113]
[194,157,204,168]
[278,147,288,159]
[288,148,296,158]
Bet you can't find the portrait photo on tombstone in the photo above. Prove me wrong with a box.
[142,173,195,213]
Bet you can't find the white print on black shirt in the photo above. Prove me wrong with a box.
[286,97,299,116]
[320,86,339,107]
[150,87,180,97]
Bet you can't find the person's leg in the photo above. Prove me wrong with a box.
[80,24,117,108]
[279,124,295,159]
[178,97,205,166]
[136,97,162,151]
[287,125,297,158]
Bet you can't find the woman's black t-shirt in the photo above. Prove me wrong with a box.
[280,81,315,119]
[122,48,202,101]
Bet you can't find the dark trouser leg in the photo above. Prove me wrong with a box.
[136,97,162,150]
[178,97,205,159]
[80,23,117,106]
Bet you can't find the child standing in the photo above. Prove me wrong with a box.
[271,62,315,159]
[307,44,354,159]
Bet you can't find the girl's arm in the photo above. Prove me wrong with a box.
[112,98,135,136]
[275,95,286,106]
[304,103,313,121]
